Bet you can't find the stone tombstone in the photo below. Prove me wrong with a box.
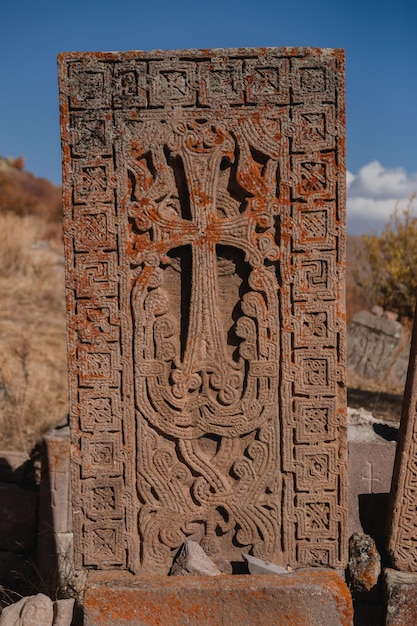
[388,308,417,570]
[58,47,347,575]
[347,310,403,383]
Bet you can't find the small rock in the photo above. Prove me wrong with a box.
[347,407,398,443]
[0,593,53,626]
[347,533,381,594]
[384,310,399,322]
[372,305,384,317]
[53,598,75,626]
[242,553,289,575]
[169,540,222,576]
[384,568,417,626]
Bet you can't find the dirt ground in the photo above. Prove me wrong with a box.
[347,384,404,424]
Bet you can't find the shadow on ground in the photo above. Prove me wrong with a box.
[347,387,403,424]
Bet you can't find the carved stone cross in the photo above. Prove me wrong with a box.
[361,461,381,493]
[59,47,347,575]
[129,117,280,433]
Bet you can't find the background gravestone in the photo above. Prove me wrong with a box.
[59,47,347,575]
[347,309,410,389]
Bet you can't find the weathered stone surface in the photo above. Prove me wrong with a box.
[39,428,72,534]
[347,533,381,594]
[53,598,75,626]
[169,540,221,576]
[348,438,396,538]
[59,47,347,574]
[0,595,74,626]
[384,568,417,626]
[243,552,288,575]
[390,339,411,389]
[0,594,53,626]
[37,428,74,597]
[347,309,407,386]
[387,308,417,570]
[83,570,353,626]
[0,483,37,551]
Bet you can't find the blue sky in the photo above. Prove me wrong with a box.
[1,0,416,233]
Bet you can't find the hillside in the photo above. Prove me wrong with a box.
[0,156,62,225]
[0,157,68,451]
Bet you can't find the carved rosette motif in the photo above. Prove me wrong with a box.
[59,47,347,574]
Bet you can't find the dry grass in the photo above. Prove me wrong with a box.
[0,213,68,452]
[346,235,372,323]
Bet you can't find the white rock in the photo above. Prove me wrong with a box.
[347,406,398,442]
[53,598,75,626]
[169,540,222,576]
[243,553,289,575]
[0,594,53,626]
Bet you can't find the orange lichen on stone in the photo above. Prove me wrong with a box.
[58,47,347,576]
[84,570,353,626]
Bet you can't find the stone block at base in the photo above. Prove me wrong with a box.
[385,568,417,626]
[84,569,353,626]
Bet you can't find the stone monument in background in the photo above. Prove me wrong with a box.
[58,47,347,577]
[388,307,417,570]
[384,295,417,624]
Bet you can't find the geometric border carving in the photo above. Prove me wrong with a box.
[293,350,337,396]
[295,444,338,491]
[292,204,337,252]
[295,493,338,540]
[387,311,417,570]
[75,252,118,299]
[293,253,337,301]
[297,541,339,567]
[81,477,124,521]
[293,303,336,348]
[293,398,337,444]
[59,47,347,573]
[83,521,125,568]
[77,344,121,388]
[80,435,123,479]
[73,158,115,204]
[73,205,117,252]
[79,390,122,432]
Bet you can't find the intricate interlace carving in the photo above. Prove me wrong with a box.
[127,117,281,569]
[59,47,347,574]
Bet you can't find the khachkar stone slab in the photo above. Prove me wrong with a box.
[388,308,417,570]
[58,47,347,575]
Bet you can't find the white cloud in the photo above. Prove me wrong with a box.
[348,161,417,199]
[346,170,355,189]
[347,161,417,231]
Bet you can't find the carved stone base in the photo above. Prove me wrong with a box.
[83,570,353,626]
